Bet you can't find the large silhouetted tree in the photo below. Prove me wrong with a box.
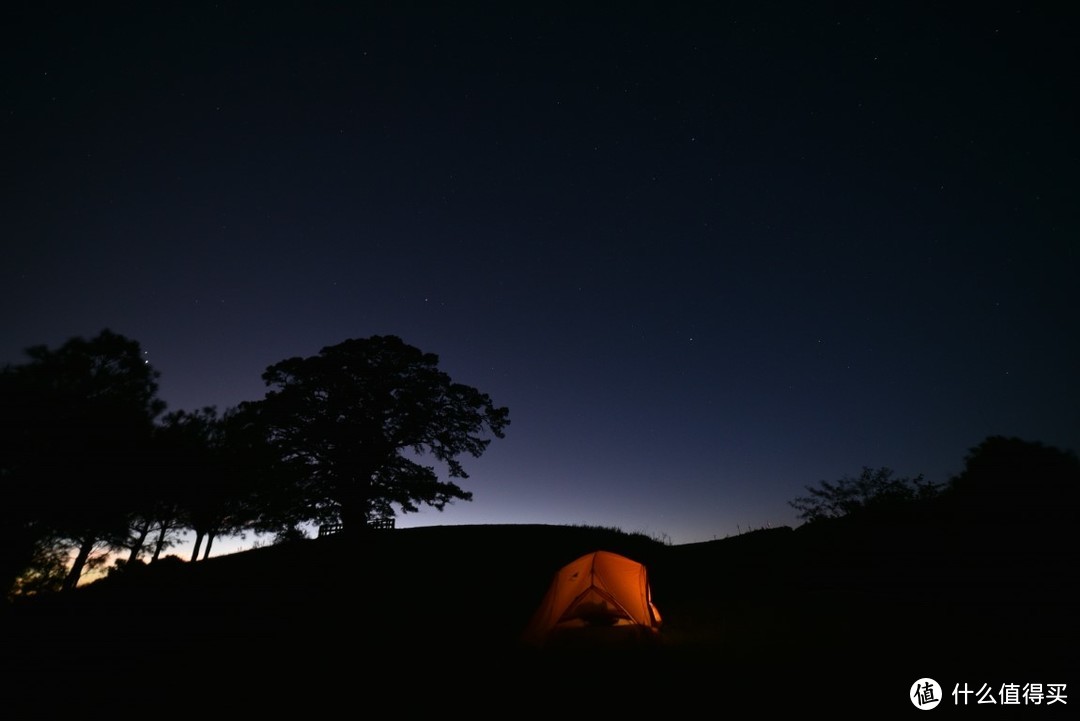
[0,329,165,594]
[244,335,510,532]
[947,436,1080,525]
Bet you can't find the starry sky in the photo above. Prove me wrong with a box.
[4,2,1078,548]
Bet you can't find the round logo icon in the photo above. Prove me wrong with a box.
[911,678,943,710]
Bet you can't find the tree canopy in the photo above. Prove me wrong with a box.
[1,329,166,593]
[243,335,510,532]
[789,466,941,524]
[947,435,1080,524]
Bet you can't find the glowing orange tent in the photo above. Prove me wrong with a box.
[521,550,662,648]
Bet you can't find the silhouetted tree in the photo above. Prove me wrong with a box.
[113,504,186,565]
[155,406,271,561]
[789,466,941,524]
[243,335,510,531]
[120,517,154,564]
[0,330,166,593]
[947,436,1080,526]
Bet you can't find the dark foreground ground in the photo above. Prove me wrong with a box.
[2,520,1075,715]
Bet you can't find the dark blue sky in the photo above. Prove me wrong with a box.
[4,2,1077,546]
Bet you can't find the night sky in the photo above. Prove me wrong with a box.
[4,3,1078,548]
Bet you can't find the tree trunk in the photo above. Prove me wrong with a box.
[151,522,170,562]
[341,503,361,531]
[202,532,215,560]
[62,536,95,591]
[127,522,151,564]
[190,530,204,562]
[340,479,373,531]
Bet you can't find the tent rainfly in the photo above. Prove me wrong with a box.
[521,550,662,648]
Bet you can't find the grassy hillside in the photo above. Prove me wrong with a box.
[3,519,1074,714]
